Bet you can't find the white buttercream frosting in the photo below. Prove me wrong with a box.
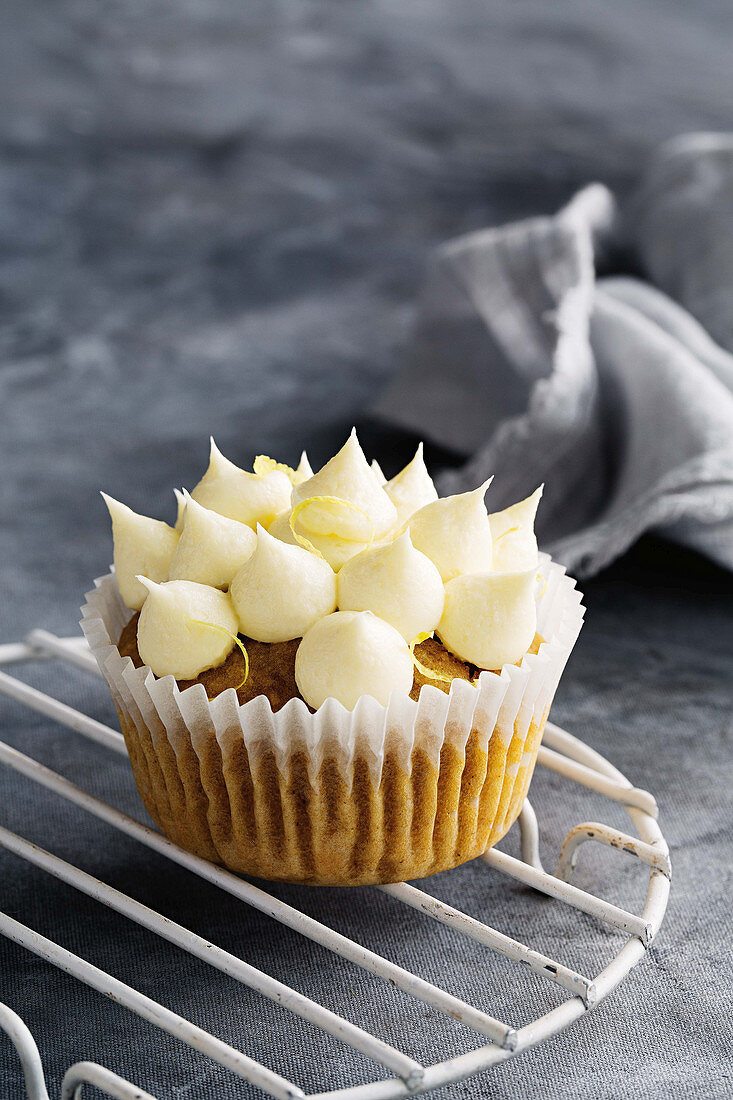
[267,508,370,571]
[174,490,187,532]
[190,439,292,528]
[267,509,298,545]
[230,524,337,642]
[371,458,387,485]
[291,429,397,542]
[295,610,414,710]
[489,486,543,572]
[337,531,444,642]
[102,494,179,611]
[437,569,537,669]
[105,434,548,701]
[168,490,256,588]
[295,528,372,572]
[136,578,239,679]
[385,444,438,528]
[294,451,314,484]
[407,479,494,582]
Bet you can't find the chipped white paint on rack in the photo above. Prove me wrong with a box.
[0,633,670,1100]
[556,822,672,882]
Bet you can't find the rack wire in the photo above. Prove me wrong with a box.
[0,629,670,1099]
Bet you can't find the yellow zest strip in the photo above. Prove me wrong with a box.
[410,632,453,685]
[253,454,299,484]
[493,524,519,546]
[535,573,547,601]
[289,496,374,557]
[187,619,250,692]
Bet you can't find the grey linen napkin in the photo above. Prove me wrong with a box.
[373,134,733,578]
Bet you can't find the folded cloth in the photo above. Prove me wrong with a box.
[373,134,733,577]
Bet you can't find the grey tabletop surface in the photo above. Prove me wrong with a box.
[1,3,733,1098]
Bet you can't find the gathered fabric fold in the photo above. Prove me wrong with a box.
[374,135,733,577]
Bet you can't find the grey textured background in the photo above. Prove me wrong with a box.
[1,3,732,1098]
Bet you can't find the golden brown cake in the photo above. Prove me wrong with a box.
[118,612,543,707]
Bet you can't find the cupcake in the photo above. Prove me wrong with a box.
[82,431,584,886]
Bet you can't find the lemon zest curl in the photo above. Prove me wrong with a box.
[253,454,300,484]
[493,524,519,546]
[289,496,374,558]
[187,619,250,693]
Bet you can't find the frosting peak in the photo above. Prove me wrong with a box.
[295,451,314,484]
[408,478,494,582]
[371,458,387,485]
[268,505,374,571]
[230,524,337,642]
[102,493,179,611]
[437,569,537,669]
[291,429,398,541]
[136,578,239,679]
[295,610,413,710]
[385,443,438,527]
[267,508,299,546]
[168,490,256,588]
[337,530,444,642]
[490,486,543,572]
[190,438,292,529]
[174,489,187,532]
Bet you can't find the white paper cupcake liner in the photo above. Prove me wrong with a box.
[81,553,584,884]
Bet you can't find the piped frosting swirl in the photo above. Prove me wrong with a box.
[291,429,397,542]
[102,494,179,611]
[407,479,494,582]
[136,578,239,679]
[295,610,414,710]
[384,443,438,528]
[337,530,444,643]
[190,439,292,528]
[437,569,538,669]
[489,486,543,572]
[230,524,337,642]
[168,490,256,588]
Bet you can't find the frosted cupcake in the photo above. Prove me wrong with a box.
[82,431,584,885]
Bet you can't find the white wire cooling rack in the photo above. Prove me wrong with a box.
[0,629,670,1100]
